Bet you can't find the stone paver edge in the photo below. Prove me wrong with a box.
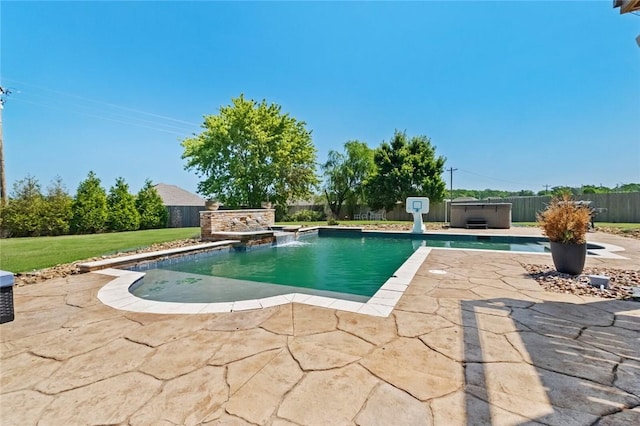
[77,240,241,272]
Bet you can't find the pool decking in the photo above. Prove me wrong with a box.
[1,228,639,425]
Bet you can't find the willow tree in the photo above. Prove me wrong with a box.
[322,140,375,219]
[182,95,318,212]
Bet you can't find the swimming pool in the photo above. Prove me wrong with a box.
[129,230,554,303]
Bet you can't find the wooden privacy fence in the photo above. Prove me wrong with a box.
[287,192,640,224]
[288,202,449,222]
[501,193,640,223]
[166,206,203,228]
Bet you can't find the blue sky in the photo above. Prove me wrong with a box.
[1,1,639,196]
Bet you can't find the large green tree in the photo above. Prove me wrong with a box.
[136,179,168,229]
[71,171,108,234]
[322,140,375,219]
[182,95,319,213]
[107,177,140,232]
[365,131,446,212]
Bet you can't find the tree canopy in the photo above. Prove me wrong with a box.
[365,131,446,212]
[322,140,375,219]
[182,95,318,212]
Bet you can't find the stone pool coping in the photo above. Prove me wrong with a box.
[96,247,431,317]
[77,241,240,272]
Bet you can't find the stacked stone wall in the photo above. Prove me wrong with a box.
[200,209,275,240]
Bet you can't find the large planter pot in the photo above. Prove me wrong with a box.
[205,200,219,211]
[550,242,587,275]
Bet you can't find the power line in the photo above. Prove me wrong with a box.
[15,90,196,133]
[2,77,200,127]
[457,168,538,188]
[11,98,189,136]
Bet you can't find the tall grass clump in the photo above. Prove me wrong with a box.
[536,193,591,244]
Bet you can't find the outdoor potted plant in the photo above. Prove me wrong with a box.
[205,199,220,211]
[537,193,592,275]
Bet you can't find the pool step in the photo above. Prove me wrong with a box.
[466,218,488,229]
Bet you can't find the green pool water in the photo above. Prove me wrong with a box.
[129,233,551,303]
[131,236,417,302]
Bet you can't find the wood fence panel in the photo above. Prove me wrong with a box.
[493,193,639,223]
[285,192,639,224]
[167,206,203,228]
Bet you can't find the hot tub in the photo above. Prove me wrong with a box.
[450,202,512,229]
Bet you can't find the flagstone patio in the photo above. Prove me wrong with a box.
[1,229,639,425]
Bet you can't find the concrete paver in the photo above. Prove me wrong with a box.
[1,229,639,425]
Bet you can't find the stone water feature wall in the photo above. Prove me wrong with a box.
[200,209,275,240]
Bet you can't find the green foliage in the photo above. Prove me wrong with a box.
[322,140,375,219]
[449,188,536,199]
[107,177,140,232]
[182,94,319,211]
[365,131,446,212]
[0,175,46,237]
[71,171,108,234]
[136,179,168,229]
[41,176,72,236]
[282,209,325,222]
[535,183,640,196]
[550,186,577,197]
[615,183,640,192]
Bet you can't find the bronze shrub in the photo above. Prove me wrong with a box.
[537,194,591,244]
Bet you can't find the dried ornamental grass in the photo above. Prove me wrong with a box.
[537,194,591,244]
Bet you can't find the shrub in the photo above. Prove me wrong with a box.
[107,177,140,232]
[537,194,591,244]
[41,176,72,236]
[71,171,108,234]
[136,179,168,229]
[1,176,46,237]
[283,209,325,222]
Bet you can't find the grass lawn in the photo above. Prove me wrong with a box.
[0,228,201,273]
[515,222,640,231]
[594,222,640,231]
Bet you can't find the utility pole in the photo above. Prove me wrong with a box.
[0,86,10,206]
[445,167,457,224]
